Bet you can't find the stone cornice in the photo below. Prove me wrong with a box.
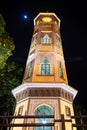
[34,12,60,26]
[12,83,77,99]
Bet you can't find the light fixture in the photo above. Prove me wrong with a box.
[42,17,52,22]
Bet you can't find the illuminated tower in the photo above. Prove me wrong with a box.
[12,13,77,130]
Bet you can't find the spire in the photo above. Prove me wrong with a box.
[23,13,68,84]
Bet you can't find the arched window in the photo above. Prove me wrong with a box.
[34,105,54,130]
[41,58,51,75]
[42,34,51,44]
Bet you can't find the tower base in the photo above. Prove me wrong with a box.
[11,83,77,130]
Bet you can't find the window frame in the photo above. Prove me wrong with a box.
[40,58,51,75]
[41,34,51,45]
[18,106,23,116]
[59,62,64,78]
[65,106,71,116]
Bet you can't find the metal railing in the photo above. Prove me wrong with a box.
[71,115,87,129]
[0,114,87,130]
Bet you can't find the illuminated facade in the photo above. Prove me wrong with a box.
[12,13,77,130]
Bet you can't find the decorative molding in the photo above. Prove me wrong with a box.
[41,31,52,33]
[34,13,60,26]
[16,88,73,103]
[12,83,77,99]
[29,99,59,119]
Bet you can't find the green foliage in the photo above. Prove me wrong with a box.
[0,61,23,116]
[0,13,5,35]
[74,102,87,115]
[0,13,23,128]
[0,13,15,69]
[74,102,87,130]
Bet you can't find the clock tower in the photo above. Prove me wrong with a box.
[12,13,77,130]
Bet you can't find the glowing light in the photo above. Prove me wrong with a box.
[24,15,28,19]
[42,17,52,22]
[42,119,46,124]
[21,12,31,22]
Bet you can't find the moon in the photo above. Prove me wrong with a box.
[21,13,30,22]
[23,15,28,19]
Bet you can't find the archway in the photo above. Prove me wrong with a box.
[34,105,54,130]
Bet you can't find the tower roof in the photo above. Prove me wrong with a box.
[34,12,60,27]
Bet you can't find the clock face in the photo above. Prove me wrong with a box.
[42,17,52,22]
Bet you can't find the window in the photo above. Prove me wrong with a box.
[56,35,61,48]
[41,58,51,75]
[65,106,71,116]
[34,105,54,130]
[29,38,36,55]
[28,61,33,77]
[42,34,51,44]
[18,106,23,116]
[60,62,64,78]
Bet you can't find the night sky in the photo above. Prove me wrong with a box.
[0,0,87,108]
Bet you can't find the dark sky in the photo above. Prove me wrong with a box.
[0,0,87,108]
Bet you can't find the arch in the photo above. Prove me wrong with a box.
[42,34,51,44]
[35,104,54,115]
[34,105,54,130]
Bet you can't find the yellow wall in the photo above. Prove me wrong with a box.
[11,99,29,130]
[59,99,77,130]
[38,44,53,52]
[32,61,68,84]
[32,64,55,82]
